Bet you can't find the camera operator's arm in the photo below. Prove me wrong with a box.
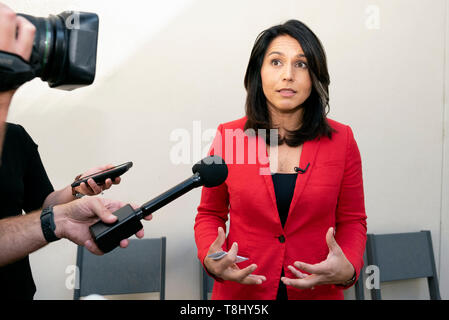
[43,164,122,207]
[0,197,151,267]
[0,3,35,152]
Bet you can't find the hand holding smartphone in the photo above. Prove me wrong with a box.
[71,162,133,188]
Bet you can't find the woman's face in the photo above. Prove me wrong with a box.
[260,35,312,114]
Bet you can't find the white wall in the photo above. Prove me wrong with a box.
[441,0,449,301]
[3,0,448,299]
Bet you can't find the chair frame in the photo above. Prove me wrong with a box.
[365,230,440,300]
[201,263,214,300]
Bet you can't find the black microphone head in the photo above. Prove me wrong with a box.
[192,155,228,187]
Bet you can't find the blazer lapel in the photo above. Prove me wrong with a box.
[286,138,322,224]
[257,136,279,216]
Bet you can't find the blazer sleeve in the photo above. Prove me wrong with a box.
[194,124,230,269]
[334,125,367,285]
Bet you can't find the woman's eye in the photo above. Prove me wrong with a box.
[271,59,282,66]
[296,61,308,69]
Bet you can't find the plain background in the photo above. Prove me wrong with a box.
[2,0,448,299]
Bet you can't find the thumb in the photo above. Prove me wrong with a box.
[326,227,340,253]
[87,198,117,224]
[210,227,226,251]
[227,241,238,260]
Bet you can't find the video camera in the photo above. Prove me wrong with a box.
[0,11,99,91]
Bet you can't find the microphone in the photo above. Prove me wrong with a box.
[89,155,228,253]
[294,163,310,174]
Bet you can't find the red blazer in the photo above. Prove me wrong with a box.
[194,117,367,300]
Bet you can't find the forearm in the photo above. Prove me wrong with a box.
[0,90,14,106]
[335,219,367,277]
[0,210,47,267]
[194,214,228,264]
[42,185,75,208]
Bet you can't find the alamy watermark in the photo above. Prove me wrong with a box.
[365,265,380,290]
[65,12,81,30]
[65,265,79,290]
[169,121,279,175]
[365,4,380,30]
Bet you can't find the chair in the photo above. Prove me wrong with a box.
[200,263,214,300]
[353,250,367,300]
[74,237,166,300]
[365,230,441,300]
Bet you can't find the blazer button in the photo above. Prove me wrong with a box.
[278,235,286,243]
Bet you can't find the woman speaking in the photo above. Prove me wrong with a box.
[194,19,367,300]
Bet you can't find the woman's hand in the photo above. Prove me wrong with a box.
[281,227,355,289]
[204,227,266,285]
[74,164,121,196]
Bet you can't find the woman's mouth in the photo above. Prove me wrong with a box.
[277,88,297,97]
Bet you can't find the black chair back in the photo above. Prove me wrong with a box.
[74,237,166,300]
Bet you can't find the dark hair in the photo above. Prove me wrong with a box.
[243,19,334,146]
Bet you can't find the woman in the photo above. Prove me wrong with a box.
[194,20,367,300]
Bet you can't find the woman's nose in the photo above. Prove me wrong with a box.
[282,64,294,82]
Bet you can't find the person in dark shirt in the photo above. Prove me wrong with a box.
[0,2,153,299]
[0,122,125,299]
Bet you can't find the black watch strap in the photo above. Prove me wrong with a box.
[40,206,60,243]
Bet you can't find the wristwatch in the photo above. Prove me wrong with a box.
[40,206,60,243]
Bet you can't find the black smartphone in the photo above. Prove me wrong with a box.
[71,162,133,188]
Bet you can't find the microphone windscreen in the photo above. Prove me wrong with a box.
[192,155,228,187]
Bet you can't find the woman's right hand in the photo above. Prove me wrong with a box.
[203,227,266,285]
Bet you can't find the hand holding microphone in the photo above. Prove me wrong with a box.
[89,155,228,253]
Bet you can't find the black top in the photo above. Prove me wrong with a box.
[272,172,298,300]
[0,123,54,300]
[272,173,297,228]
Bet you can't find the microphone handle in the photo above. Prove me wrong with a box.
[137,172,201,219]
[89,172,202,253]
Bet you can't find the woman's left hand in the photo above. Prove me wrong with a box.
[281,227,355,289]
[74,164,121,196]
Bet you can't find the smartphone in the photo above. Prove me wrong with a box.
[71,162,133,188]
